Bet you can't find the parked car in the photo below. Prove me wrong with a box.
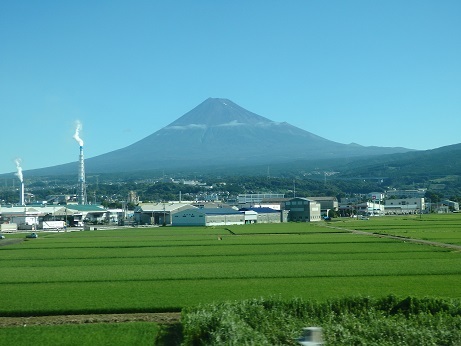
[26,232,38,239]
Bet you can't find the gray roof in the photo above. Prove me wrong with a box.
[137,202,195,212]
[197,208,242,215]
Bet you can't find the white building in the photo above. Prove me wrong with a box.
[384,198,425,214]
[0,204,107,230]
[172,208,245,226]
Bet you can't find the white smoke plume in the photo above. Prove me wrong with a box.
[73,120,84,147]
[14,158,23,183]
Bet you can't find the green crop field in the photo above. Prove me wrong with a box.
[0,322,159,346]
[1,214,461,317]
[340,213,461,245]
[1,214,461,344]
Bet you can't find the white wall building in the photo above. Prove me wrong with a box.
[172,208,245,226]
[384,198,425,214]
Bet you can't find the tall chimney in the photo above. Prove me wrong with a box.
[20,182,25,206]
[14,158,25,206]
[78,145,87,205]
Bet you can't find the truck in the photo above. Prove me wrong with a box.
[41,221,66,230]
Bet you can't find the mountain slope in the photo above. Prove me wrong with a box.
[25,98,412,176]
[337,143,461,178]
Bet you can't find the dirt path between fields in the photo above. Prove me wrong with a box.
[321,223,461,251]
[0,312,181,327]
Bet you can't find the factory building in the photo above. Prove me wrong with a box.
[172,207,245,226]
[237,193,286,208]
[171,205,287,226]
[441,200,459,212]
[0,204,107,231]
[308,197,339,216]
[134,202,193,225]
[338,201,385,217]
[282,197,322,222]
[239,207,288,223]
[384,198,425,215]
[252,197,290,211]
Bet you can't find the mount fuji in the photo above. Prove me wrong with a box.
[29,98,412,175]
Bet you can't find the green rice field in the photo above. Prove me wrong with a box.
[345,213,461,245]
[1,214,460,317]
[0,322,159,346]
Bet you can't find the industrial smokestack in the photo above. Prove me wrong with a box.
[20,182,25,206]
[14,158,25,206]
[73,121,87,205]
[78,145,87,205]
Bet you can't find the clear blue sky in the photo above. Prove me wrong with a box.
[1,1,460,174]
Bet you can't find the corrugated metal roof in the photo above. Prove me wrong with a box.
[308,196,338,201]
[137,202,195,212]
[198,208,242,215]
[244,207,280,214]
[66,205,106,212]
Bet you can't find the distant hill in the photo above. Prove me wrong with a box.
[336,143,461,179]
[25,98,412,176]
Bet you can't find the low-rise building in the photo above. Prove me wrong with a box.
[386,189,426,199]
[441,200,459,212]
[240,207,288,223]
[172,207,244,226]
[282,197,322,222]
[308,197,339,216]
[253,198,290,211]
[237,193,286,209]
[384,198,425,215]
[134,202,192,225]
[0,204,107,229]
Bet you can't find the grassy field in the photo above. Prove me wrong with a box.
[1,214,460,317]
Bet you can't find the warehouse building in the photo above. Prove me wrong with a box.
[308,197,339,216]
[240,207,288,223]
[384,198,425,215]
[0,204,107,230]
[134,202,194,225]
[172,207,244,226]
[282,197,322,222]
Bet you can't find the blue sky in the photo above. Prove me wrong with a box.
[1,1,460,174]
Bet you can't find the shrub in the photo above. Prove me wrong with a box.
[181,295,461,345]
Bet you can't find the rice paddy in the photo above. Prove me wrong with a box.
[1,214,460,317]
